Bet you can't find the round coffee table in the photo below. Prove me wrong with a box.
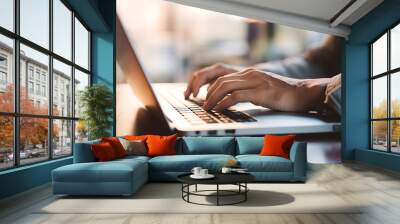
[177,173,255,206]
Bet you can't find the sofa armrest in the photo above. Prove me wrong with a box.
[289,141,307,181]
[73,142,98,163]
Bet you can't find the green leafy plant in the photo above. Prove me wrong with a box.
[79,84,113,140]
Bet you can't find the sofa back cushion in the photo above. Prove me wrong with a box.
[180,137,235,155]
[73,139,100,163]
[236,137,264,155]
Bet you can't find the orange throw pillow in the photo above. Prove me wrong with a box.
[91,142,117,161]
[259,134,296,159]
[101,137,127,158]
[146,134,177,157]
[124,135,148,141]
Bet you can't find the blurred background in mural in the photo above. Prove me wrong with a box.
[117,0,327,83]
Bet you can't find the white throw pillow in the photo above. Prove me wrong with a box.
[118,138,147,156]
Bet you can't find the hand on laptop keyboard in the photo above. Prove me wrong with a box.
[174,98,256,124]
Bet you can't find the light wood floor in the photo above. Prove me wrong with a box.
[1,162,400,224]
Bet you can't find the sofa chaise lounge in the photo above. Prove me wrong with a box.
[52,137,307,196]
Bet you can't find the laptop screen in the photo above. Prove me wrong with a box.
[116,16,171,135]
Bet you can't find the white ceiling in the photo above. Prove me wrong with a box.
[165,0,384,38]
[226,0,352,21]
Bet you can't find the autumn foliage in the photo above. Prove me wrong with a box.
[372,99,400,142]
[0,85,59,151]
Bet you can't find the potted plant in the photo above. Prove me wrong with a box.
[79,84,113,140]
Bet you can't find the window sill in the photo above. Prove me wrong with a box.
[0,156,72,176]
[355,148,400,172]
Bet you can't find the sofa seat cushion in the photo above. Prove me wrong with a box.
[149,154,235,172]
[117,155,150,163]
[236,155,293,172]
[53,159,147,183]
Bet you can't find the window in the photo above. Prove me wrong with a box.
[28,67,34,80]
[53,59,72,117]
[20,0,49,49]
[28,81,34,94]
[35,70,40,81]
[371,23,400,153]
[0,116,13,170]
[42,85,46,97]
[53,0,72,60]
[35,83,40,95]
[0,34,13,113]
[0,0,14,32]
[0,71,6,85]
[52,119,72,158]
[74,18,89,70]
[0,55,7,67]
[0,0,91,170]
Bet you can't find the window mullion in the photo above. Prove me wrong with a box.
[388,30,391,152]
[48,0,54,160]
[13,0,21,167]
[71,10,76,155]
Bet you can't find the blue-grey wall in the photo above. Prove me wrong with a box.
[91,0,116,135]
[0,0,116,200]
[343,0,400,170]
[0,158,72,199]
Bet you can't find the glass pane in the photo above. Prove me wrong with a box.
[391,72,400,118]
[0,116,13,170]
[372,33,387,76]
[0,0,14,31]
[53,0,72,60]
[372,121,388,151]
[391,120,400,153]
[20,0,49,49]
[391,24,400,70]
[372,76,387,119]
[20,44,49,115]
[53,119,72,157]
[53,59,72,117]
[75,120,88,143]
[74,69,89,118]
[0,34,14,112]
[74,17,89,70]
[20,117,49,165]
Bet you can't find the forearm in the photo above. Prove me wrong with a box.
[274,77,331,112]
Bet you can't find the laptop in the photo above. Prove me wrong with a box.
[116,16,340,136]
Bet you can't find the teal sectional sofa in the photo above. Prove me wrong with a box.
[52,137,307,196]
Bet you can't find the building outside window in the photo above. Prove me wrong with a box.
[35,70,40,81]
[35,83,40,95]
[28,66,34,79]
[28,81,34,94]
[0,71,7,91]
[0,54,7,67]
[41,85,46,97]
[371,22,400,153]
[0,54,7,91]
[0,0,91,170]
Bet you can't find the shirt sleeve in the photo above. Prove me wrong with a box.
[254,56,332,79]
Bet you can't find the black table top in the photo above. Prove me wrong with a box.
[177,172,255,185]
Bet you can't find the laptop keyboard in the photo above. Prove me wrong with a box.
[173,98,256,124]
